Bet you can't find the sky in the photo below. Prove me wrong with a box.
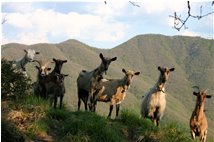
[1,1,214,48]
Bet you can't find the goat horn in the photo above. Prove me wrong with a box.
[192,86,200,90]
[33,60,42,67]
[204,88,209,93]
[44,61,52,67]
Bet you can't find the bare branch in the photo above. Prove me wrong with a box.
[129,1,140,7]
[2,14,7,25]
[169,1,214,31]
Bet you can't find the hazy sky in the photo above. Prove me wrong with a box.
[1,1,213,48]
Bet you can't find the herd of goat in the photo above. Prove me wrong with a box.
[11,48,212,142]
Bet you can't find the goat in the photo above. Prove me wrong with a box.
[190,86,212,142]
[92,68,140,118]
[32,60,52,98]
[45,58,67,100]
[141,66,175,126]
[13,49,40,76]
[47,73,68,109]
[77,53,117,111]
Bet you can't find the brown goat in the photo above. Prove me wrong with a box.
[92,68,140,118]
[190,87,211,142]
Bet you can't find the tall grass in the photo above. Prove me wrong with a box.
[46,110,127,142]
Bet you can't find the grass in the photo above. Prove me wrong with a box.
[2,93,214,142]
[46,110,126,142]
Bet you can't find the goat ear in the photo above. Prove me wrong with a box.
[63,60,67,63]
[24,49,28,54]
[206,95,212,98]
[170,68,175,72]
[35,52,40,54]
[53,58,57,62]
[111,57,117,61]
[122,68,126,73]
[158,66,161,71]
[99,53,104,60]
[193,92,198,96]
[134,72,140,75]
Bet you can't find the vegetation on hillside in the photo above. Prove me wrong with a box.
[2,58,214,142]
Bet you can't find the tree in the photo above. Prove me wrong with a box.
[169,1,214,31]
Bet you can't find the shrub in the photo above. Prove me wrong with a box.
[1,58,31,100]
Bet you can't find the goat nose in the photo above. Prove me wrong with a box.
[41,73,45,77]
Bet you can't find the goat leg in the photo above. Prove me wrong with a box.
[60,95,63,109]
[116,104,120,118]
[108,105,113,118]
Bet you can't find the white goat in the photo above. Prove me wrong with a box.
[92,68,140,118]
[13,49,40,76]
[141,66,174,126]
[190,87,211,142]
[77,53,117,111]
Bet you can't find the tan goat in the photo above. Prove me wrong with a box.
[92,68,140,118]
[141,66,174,126]
[190,87,211,142]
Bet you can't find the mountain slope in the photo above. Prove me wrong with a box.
[2,34,214,136]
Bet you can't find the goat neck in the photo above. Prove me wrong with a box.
[93,63,106,77]
[119,76,130,92]
[19,55,29,71]
[52,64,61,74]
[155,73,167,93]
[194,98,206,121]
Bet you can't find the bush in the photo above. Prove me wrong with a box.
[1,58,31,100]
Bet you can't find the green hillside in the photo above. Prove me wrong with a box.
[2,34,214,138]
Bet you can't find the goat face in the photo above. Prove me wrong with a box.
[158,66,175,83]
[99,53,117,73]
[54,73,69,85]
[53,58,67,73]
[36,65,51,78]
[193,90,212,107]
[24,49,40,62]
[122,68,140,86]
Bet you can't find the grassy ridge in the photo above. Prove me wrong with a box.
[2,93,214,142]
[2,34,214,137]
